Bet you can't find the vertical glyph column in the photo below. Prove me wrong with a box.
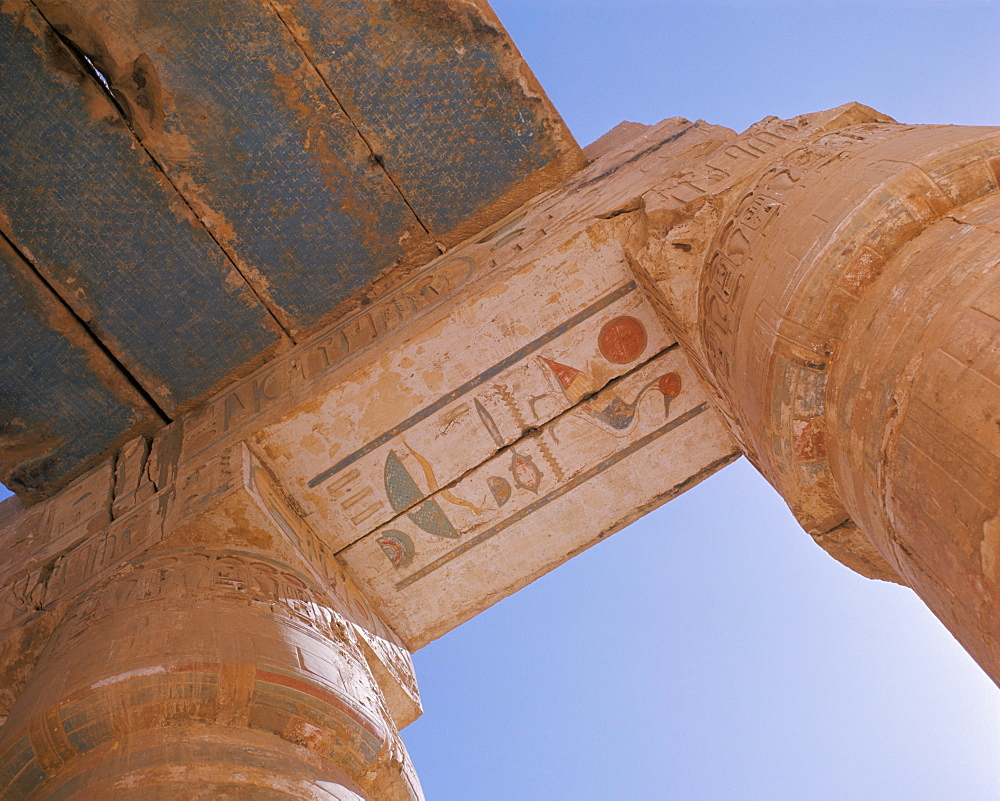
[0,439,422,800]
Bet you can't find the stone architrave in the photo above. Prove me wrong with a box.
[5,101,1000,795]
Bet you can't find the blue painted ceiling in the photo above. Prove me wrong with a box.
[0,0,583,501]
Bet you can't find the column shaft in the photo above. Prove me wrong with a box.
[650,117,1000,680]
[0,548,417,800]
[828,192,1000,677]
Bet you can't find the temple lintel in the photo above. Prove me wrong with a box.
[4,99,1000,794]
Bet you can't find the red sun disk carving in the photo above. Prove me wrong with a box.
[658,372,682,399]
[598,316,647,364]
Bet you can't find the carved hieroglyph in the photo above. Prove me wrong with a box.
[5,101,1000,795]
[0,110,744,796]
[0,443,423,800]
[576,106,1000,681]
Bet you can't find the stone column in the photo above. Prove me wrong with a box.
[0,442,423,800]
[642,114,1000,682]
[827,189,1000,678]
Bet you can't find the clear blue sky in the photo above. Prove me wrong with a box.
[401,2,1000,800]
[1,3,997,799]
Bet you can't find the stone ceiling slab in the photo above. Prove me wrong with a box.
[0,3,289,419]
[0,0,582,501]
[0,237,159,500]
[32,0,438,334]
[267,0,584,243]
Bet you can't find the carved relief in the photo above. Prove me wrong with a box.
[697,124,888,401]
[112,436,150,517]
[181,255,474,462]
[245,453,405,647]
[59,551,340,643]
[173,447,236,520]
[0,498,161,637]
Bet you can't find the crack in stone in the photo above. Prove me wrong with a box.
[31,2,296,343]
[944,214,998,233]
[0,226,170,426]
[335,342,682,551]
[262,0,436,246]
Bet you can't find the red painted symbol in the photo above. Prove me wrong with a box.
[657,372,682,418]
[598,316,647,364]
[658,372,682,399]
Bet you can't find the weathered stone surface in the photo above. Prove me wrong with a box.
[264,0,584,246]
[585,107,1000,680]
[0,1,290,418]
[250,230,679,552]
[29,0,435,333]
[0,238,160,503]
[827,191,1000,680]
[341,346,734,646]
[170,179,738,648]
[557,105,910,580]
[6,86,1000,795]
[0,547,421,800]
[0,437,423,799]
[0,96,745,710]
[0,0,583,501]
